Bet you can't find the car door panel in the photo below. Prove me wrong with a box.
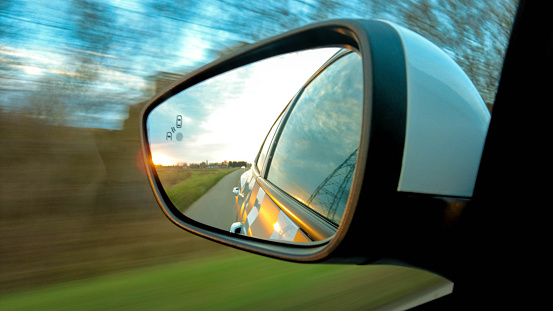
[236,168,311,242]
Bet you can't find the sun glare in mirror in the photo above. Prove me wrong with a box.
[152,152,177,166]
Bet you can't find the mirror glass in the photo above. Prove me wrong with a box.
[146,48,363,243]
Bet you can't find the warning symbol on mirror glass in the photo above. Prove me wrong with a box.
[176,132,183,141]
[176,115,182,128]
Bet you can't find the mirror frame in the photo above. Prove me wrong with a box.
[140,19,408,264]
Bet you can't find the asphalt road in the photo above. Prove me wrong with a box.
[184,168,245,232]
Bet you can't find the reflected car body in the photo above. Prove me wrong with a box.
[231,49,363,242]
[234,168,314,242]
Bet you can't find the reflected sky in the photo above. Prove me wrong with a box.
[147,48,339,165]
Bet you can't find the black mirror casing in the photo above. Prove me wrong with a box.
[140,19,467,273]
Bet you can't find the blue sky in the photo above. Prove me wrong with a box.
[0,0,515,129]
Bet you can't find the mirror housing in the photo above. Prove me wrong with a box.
[140,19,489,273]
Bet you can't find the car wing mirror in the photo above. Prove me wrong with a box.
[140,19,490,268]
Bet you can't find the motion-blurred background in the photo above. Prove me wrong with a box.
[1,1,516,309]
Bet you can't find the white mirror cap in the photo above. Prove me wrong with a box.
[387,22,491,197]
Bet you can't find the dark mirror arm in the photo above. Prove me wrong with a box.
[328,192,469,280]
[381,196,469,280]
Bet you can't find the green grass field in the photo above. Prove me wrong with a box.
[157,168,239,212]
[158,168,238,212]
[0,250,450,310]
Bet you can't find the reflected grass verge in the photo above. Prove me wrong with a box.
[158,168,239,212]
[0,251,450,311]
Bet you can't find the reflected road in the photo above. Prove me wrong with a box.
[184,168,245,231]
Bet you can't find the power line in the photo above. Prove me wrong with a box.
[306,148,357,222]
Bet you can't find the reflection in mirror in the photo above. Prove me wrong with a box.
[267,51,363,225]
[146,48,363,244]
